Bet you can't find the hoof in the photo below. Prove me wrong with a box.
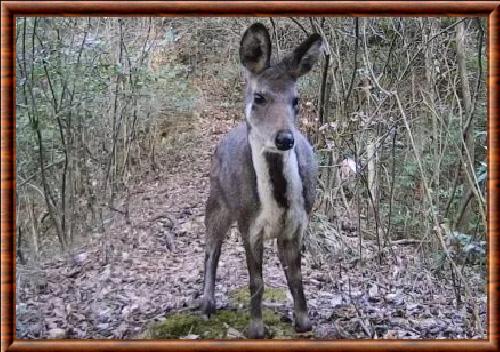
[201,297,215,318]
[294,315,312,333]
[246,320,265,339]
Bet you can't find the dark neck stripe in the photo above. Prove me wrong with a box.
[264,152,288,209]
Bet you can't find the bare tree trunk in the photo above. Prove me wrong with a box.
[17,226,26,265]
[29,201,39,260]
[366,141,377,202]
[455,19,474,232]
[35,125,66,250]
[16,193,27,265]
[424,18,440,188]
[106,18,125,202]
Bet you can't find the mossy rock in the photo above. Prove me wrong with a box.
[146,308,296,339]
[230,286,288,306]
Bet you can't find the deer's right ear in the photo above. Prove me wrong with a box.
[239,23,271,75]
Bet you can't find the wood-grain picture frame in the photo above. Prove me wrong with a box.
[1,1,499,351]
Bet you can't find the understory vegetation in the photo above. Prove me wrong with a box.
[16,17,487,339]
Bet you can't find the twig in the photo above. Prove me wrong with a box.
[389,239,430,245]
[289,18,309,35]
[269,18,281,61]
[345,18,359,103]
[17,159,65,187]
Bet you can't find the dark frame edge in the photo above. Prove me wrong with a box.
[5,340,500,352]
[1,1,499,17]
[1,2,15,352]
[487,4,500,351]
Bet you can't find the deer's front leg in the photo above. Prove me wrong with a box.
[277,235,312,333]
[242,235,265,338]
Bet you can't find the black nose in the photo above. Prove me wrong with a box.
[275,129,294,151]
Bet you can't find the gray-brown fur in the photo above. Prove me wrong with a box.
[202,23,321,338]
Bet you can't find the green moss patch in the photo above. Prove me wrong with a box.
[146,308,296,339]
[144,287,295,339]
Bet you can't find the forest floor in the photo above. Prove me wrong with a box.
[14,18,487,341]
[16,107,487,340]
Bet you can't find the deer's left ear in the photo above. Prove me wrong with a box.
[285,33,323,79]
[240,23,272,75]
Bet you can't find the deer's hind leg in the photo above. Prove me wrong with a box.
[202,194,231,317]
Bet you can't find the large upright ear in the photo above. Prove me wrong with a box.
[285,33,323,79]
[239,23,271,75]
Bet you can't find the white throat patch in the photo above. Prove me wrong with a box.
[248,133,308,245]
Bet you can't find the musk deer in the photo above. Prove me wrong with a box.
[201,23,321,338]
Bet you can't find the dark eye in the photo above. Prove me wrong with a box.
[293,97,300,108]
[254,93,266,105]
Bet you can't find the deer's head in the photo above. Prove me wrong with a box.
[240,23,322,153]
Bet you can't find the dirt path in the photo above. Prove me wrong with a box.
[16,114,486,339]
